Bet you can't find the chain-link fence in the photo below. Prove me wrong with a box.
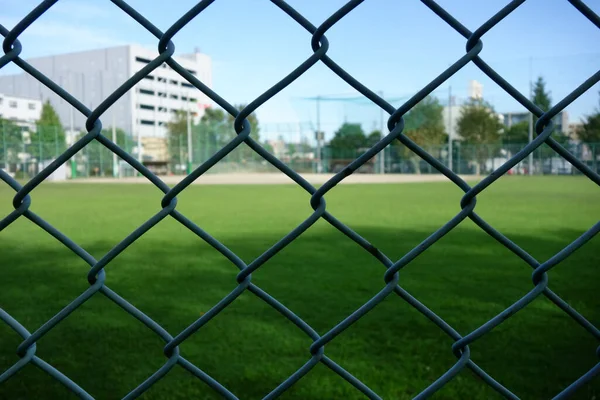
[5,131,600,178]
[1,0,599,399]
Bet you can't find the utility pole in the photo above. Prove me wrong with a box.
[528,57,533,176]
[70,72,76,178]
[316,95,321,173]
[136,87,142,167]
[112,112,117,178]
[448,86,453,172]
[379,90,385,174]
[187,91,192,175]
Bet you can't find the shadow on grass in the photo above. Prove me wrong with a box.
[0,225,599,399]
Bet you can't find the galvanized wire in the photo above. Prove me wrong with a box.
[1,0,599,398]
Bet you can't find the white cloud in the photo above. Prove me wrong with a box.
[0,16,125,58]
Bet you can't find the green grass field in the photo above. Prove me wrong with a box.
[0,177,599,399]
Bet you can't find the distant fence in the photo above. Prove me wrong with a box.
[3,129,599,178]
[1,0,599,399]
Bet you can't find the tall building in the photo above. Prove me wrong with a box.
[0,44,212,141]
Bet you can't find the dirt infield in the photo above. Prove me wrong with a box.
[65,173,478,185]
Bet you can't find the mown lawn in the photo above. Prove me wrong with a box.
[0,176,599,399]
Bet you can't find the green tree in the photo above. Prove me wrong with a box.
[502,121,529,145]
[329,123,367,157]
[196,105,261,146]
[395,96,446,173]
[208,105,260,163]
[366,130,382,147]
[457,98,502,174]
[287,143,297,157]
[577,93,600,143]
[532,76,552,130]
[166,110,188,169]
[167,105,262,173]
[0,119,24,168]
[77,128,133,176]
[30,101,66,160]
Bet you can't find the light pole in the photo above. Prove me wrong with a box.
[186,91,192,174]
[448,86,453,171]
[379,90,385,174]
[528,57,533,176]
[316,95,321,173]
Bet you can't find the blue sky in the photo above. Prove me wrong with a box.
[1,0,599,140]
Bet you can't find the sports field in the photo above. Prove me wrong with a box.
[0,176,599,399]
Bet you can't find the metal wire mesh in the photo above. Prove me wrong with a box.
[1,0,599,398]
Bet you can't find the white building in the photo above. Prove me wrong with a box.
[0,93,42,131]
[442,80,506,141]
[0,44,212,142]
[442,104,462,141]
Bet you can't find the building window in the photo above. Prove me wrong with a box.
[9,101,17,108]
[186,69,197,76]
[143,75,155,81]
[139,89,155,96]
[170,79,178,85]
[189,98,197,102]
[170,94,178,100]
[28,103,36,110]
[140,119,155,126]
[181,82,194,89]
[139,104,155,111]
[135,56,152,64]
[181,96,188,101]
[158,92,166,97]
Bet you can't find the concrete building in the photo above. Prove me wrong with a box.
[503,110,569,133]
[442,104,462,141]
[442,105,503,141]
[443,80,485,141]
[0,93,42,131]
[0,45,212,144]
[567,122,583,140]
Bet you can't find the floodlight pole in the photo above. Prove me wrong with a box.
[316,95,321,173]
[528,57,533,176]
[379,90,385,174]
[448,86,453,172]
[112,112,118,178]
[187,91,192,175]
